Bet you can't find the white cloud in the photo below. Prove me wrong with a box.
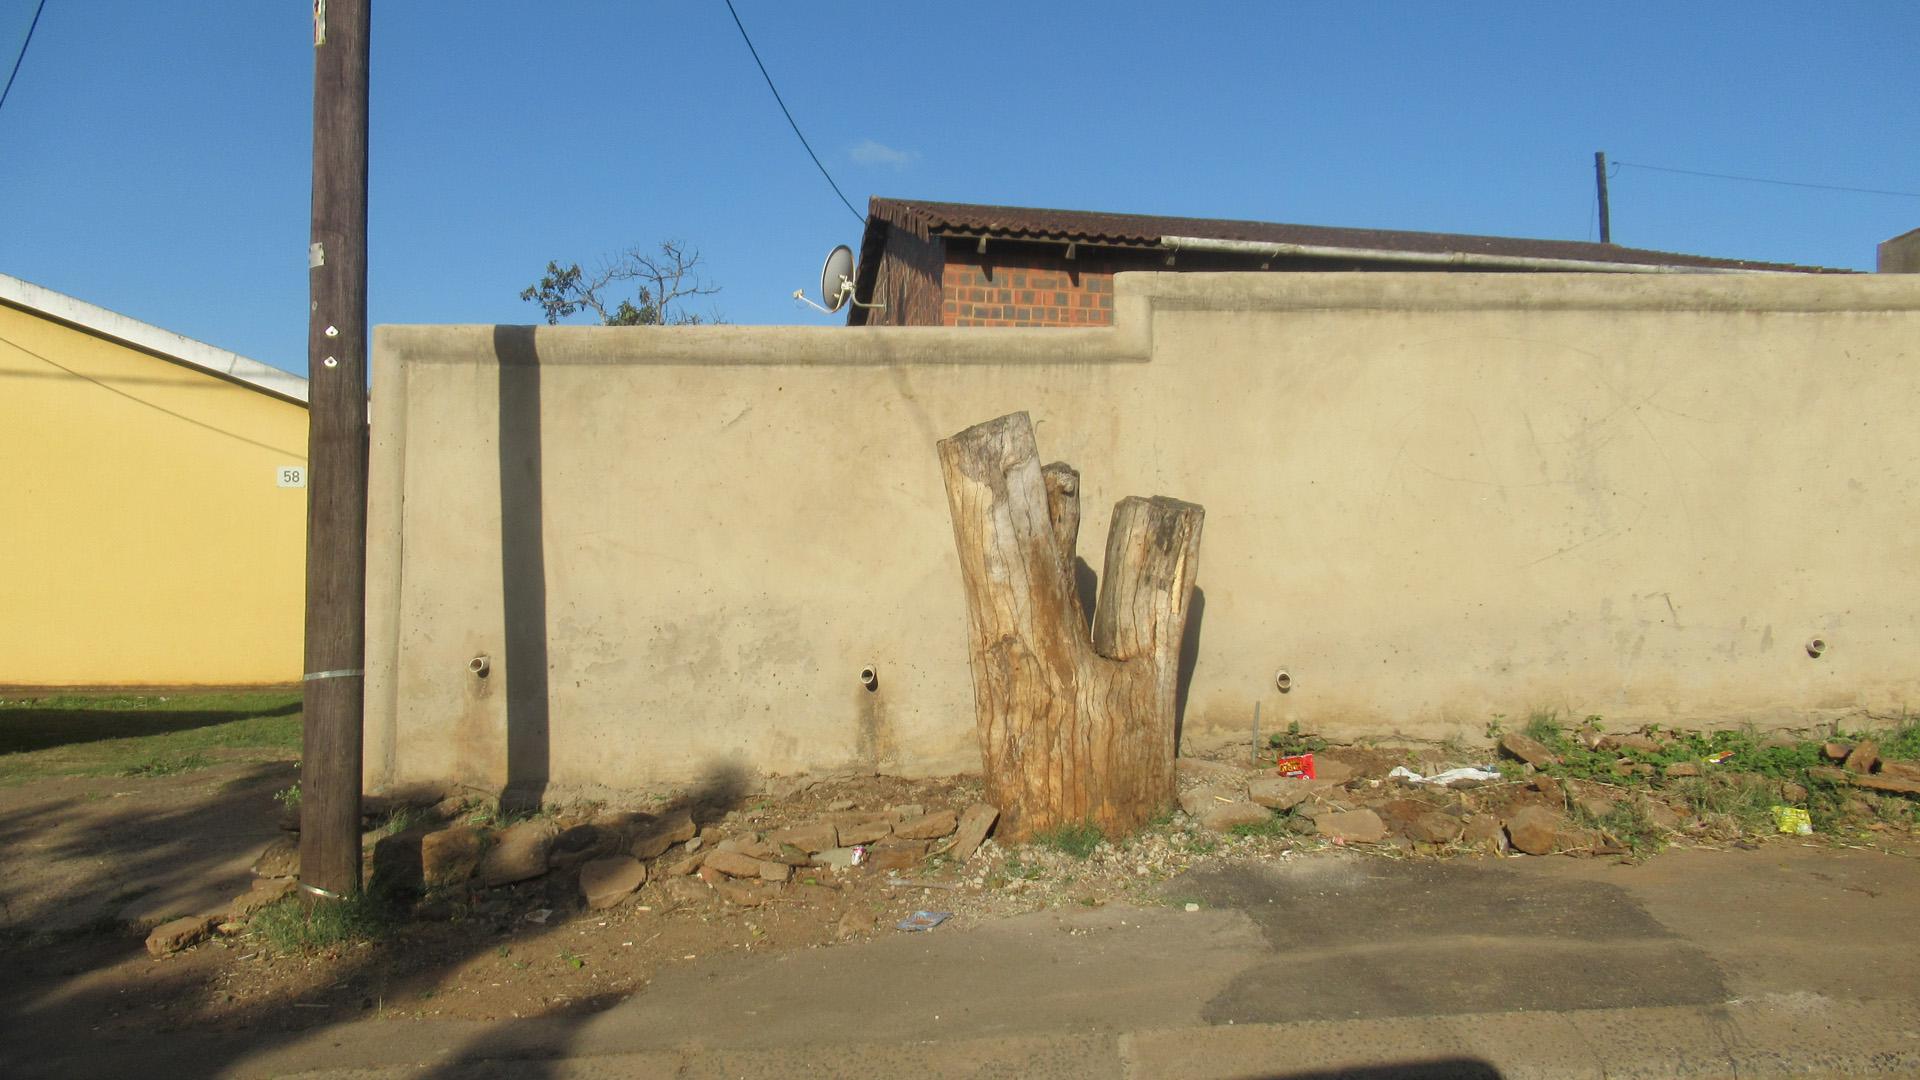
[850,139,918,170]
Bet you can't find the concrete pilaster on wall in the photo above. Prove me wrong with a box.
[364,272,1920,798]
[1879,227,1920,272]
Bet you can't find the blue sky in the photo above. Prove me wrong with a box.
[2,2,1915,377]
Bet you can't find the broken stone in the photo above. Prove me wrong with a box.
[548,824,619,870]
[717,837,775,860]
[1612,733,1661,754]
[227,878,297,921]
[1662,762,1701,779]
[1577,797,1618,820]
[629,809,697,860]
[663,852,706,877]
[769,822,838,853]
[1505,806,1561,856]
[1880,762,1920,784]
[252,835,300,879]
[1528,776,1562,799]
[1778,781,1810,804]
[1199,801,1274,832]
[1407,812,1463,845]
[894,810,959,840]
[811,847,861,870]
[1823,741,1852,761]
[1315,808,1387,844]
[696,863,727,887]
[1499,733,1560,769]
[702,850,768,879]
[1246,777,1315,811]
[1178,783,1244,817]
[430,794,471,821]
[421,825,485,887]
[947,803,999,862]
[1555,826,1605,854]
[826,799,856,812]
[1645,801,1685,831]
[771,843,812,867]
[758,860,792,884]
[478,821,558,887]
[1845,740,1881,775]
[866,839,926,872]
[889,804,926,821]
[145,914,217,957]
[1462,815,1508,854]
[579,855,646,910]
[827,813,894,844]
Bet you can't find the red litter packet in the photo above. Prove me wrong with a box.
[1275,753,1316,780]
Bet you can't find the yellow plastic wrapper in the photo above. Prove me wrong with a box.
[1772,805,1813,835]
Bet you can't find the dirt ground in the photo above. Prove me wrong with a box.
[4,738,1916,1045]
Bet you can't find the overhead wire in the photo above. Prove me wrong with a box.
[1615,161,1920,200]
[0,0,48,118]
[720,0,866,226]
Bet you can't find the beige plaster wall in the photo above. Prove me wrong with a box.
[366,273,1920,796]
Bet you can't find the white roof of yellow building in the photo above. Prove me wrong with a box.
[0,271,308,405]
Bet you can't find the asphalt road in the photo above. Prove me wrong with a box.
[16,844,1920,1078]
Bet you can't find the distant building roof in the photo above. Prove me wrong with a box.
[863,197,1851,276]
[0,272,308,405]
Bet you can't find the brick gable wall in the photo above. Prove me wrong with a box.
[941,247,1122,327]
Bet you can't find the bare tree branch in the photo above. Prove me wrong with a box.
[519,240,723,326]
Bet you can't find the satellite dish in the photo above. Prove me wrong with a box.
[820,244,856,313]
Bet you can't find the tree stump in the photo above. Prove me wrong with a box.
[938,412,1204,841]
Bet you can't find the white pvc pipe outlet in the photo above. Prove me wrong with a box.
[469,655,492,678]
[859,665,878,690]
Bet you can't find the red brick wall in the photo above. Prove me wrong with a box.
[941,247,1121,327]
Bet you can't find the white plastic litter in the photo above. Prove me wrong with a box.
[1387,765,1502,786]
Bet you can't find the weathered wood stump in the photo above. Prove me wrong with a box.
[938,412,1204,841]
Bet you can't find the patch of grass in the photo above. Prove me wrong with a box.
[117,751,211,778]
[1571,795,1665,857]
[1033,821,1105,859]
[1269,720,1328,756]
[1670,773,1780,833]
[248,892,392,955]
[558,949,585,970]
[1522,710,1571,753]
[1001,855,1044,880]
[0,691,301,784]
[383,804,429,836]
[1229,814,1294,840]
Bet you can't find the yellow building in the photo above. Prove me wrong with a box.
[0,273,309,687]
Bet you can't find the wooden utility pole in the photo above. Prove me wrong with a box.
[939,412,1204,841]
[1594,150,1612,244]
[299,0,371,899]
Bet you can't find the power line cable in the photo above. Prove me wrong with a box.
[0,0,48,118]
[720,0,865,226]
[1616,160,1920,200]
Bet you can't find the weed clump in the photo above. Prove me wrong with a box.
[1032,822,1106,859]
[249,893,392,955]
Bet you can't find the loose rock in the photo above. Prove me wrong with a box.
[1246,777,1316,811]
[579,855,646,909]
[1505,806,1561,855]
[479,820,559,887]
[1407,812,1463,845]
[145,914,217,957]
[1179,783,1244,817]
[895,810,959,841]
[1315,809,1387,844]
[630,809,697,859]
[1663,762,1701,779]
[421,825,484,886]
[1199,801,1274,832]
[947,803,999,862]
[769,822,838,853]
[1845,740,1881,775]
[703,850,768,879]
[1499,733,1560,769]
[227,878,297,921]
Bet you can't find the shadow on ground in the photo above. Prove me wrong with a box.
[0,759,756,1080]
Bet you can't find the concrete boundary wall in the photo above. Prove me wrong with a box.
[367,273,1920,798]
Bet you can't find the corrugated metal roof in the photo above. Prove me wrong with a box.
[865,197,1850,275]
